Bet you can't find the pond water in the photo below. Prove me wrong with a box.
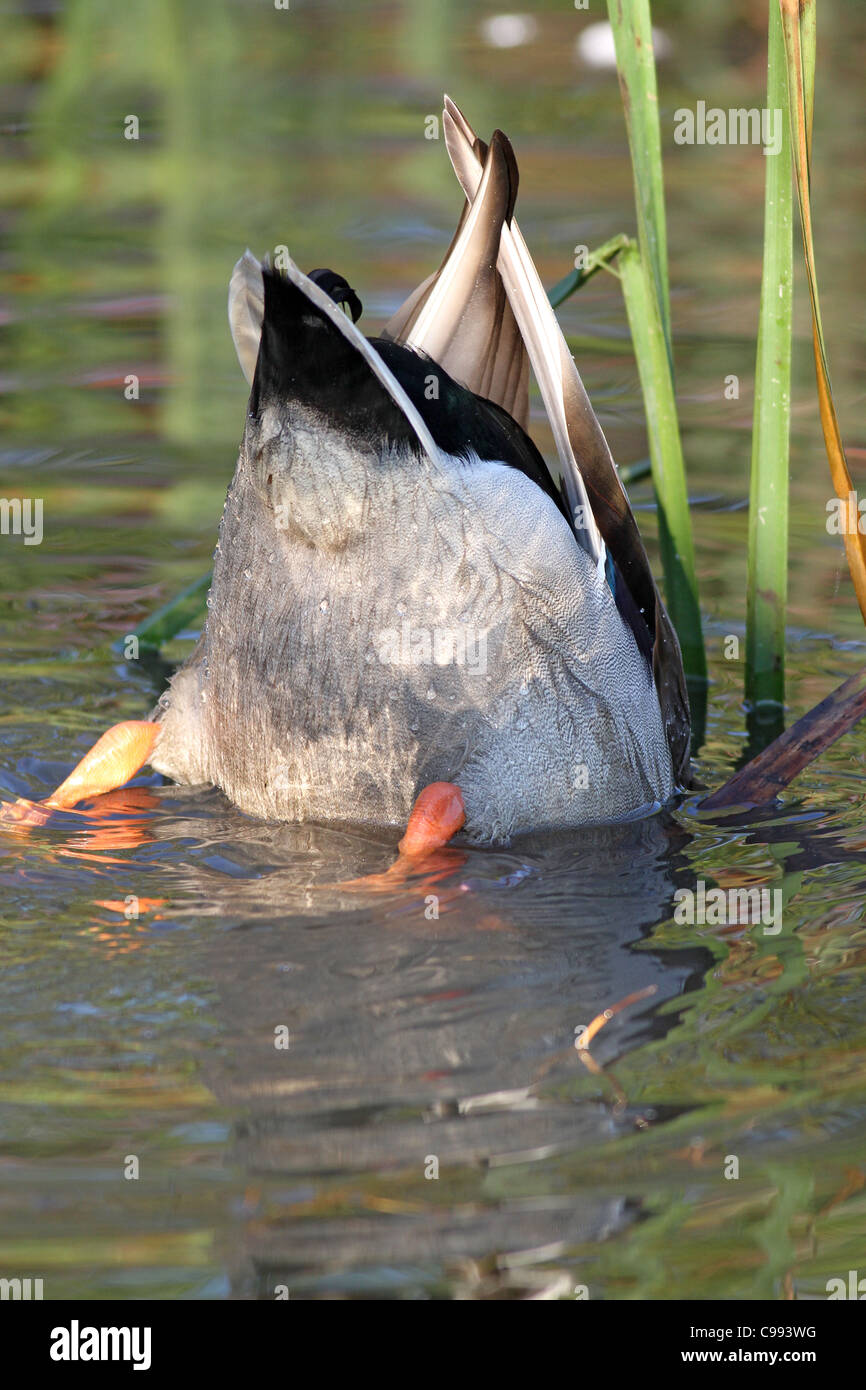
[1,0,866,1300]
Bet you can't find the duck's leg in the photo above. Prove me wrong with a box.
[338,781,466,890]
[1,720,161,826]
[396,781,466,858]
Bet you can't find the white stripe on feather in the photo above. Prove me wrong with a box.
[278,256,442,466]
[228,250,265,385]
[443,97,608,580]
[401,146,498,354]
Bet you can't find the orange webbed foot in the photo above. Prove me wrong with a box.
[0,720,161,830]
[336,782,467,893]
[396,782,466,858]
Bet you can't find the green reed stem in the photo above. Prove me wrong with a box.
[745,0,793,711]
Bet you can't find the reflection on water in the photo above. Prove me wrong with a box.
[2,0,866,1299]
[4,776,866,1299]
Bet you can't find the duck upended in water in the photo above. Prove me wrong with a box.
[5,98,689,852]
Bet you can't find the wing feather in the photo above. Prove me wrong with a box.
[442,96,690,781]
[382,136,530,433]
[228,249,265,385]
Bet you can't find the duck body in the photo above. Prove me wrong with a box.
[151,271,674,843]
[0,100,690,847]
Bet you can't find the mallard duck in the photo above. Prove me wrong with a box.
[3,98,689,855]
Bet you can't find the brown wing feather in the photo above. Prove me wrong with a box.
[382,133,530,432]
[443,96,691,784]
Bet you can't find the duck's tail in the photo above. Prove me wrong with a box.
[433,96,691,785]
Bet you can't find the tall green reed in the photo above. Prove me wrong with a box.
[604,0,706,687]
[745,0,793,715]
